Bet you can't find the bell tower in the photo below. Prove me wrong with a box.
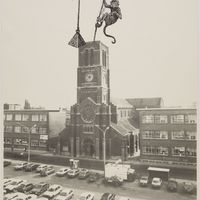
[77,41,110,105]
[70,41,111,159]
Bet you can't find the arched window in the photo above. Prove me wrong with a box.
[85,49,89,66]
[90,49,94,66]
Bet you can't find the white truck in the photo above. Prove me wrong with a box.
[104,163,135,186]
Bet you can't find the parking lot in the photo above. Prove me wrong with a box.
[4,159,197,200]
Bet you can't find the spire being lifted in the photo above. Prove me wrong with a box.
[68,0,86,48]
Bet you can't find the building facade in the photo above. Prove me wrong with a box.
[4,106,62,151]
[138,108,197,163]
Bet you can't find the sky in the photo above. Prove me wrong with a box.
[1,0,198,109]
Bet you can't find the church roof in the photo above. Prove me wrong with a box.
[110,119,139,136]
[111,97,132,108]
[126,97,163,108]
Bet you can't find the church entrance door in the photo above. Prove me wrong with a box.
[82,138,95,157]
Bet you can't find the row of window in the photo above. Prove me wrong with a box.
[4,126,47,134]
[142,114,196,124]
[4,138,47,147]
[4,114,47,122]
[142,146,196,157]
[119,109,132,118]
[142,130,196,140]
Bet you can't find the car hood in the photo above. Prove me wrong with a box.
[54,196,66,200]
[43,191,55,197]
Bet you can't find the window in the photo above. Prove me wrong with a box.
[22,114,29,121]
[40,114,47,122]
[185,115,196,124]
[185,132,196,140]
[142,115,154,123]
[90,49,94,66]
[83,125,93,133]
[142,146,168,156]
[84,49,89,66]
[31,127,38,134]
[14,138,28,145]
[39,140,47,147]
[172,131,185,140]
[154,115,168,123]
[102,50,106,67]
[5,126,13,132]
[31,114,39,121]
[6,114,13,121]
[186,148,196,157]
[142,131,168,139]
[4,138,12,144]
[172,147,185,156]
[171,115,184,124]
[31,139,38,147]
[15,114,22,121]
[39,128,47,134]
[22,127,29,133]
[14,126,21,133]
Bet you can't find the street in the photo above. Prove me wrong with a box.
[4,159,196,200]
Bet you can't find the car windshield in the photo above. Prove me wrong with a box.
[153,180,159,183]
[141,177,148,180]
[48,188,55,191]
[35,185,42,189]
[60,192,67,196]
[10,181,18,185]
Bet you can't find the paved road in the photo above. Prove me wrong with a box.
[4,159,196,200]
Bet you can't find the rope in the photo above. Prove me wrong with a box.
[93,0,104,41]
[76,0,81,32]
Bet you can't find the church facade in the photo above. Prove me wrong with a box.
[68,41,139,160]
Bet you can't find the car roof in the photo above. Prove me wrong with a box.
[49,184,61,188]
[81,192,93,196]
[153,177,161,180]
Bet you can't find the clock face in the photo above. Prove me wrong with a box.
[85,73,94,82]
[80,103,96,123]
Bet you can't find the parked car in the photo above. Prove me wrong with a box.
[167,179,178,192]
[36,164,48,173]
[4,160,11,167]
[14,162,28,170]
[42,184,62,199]
[139,176,149,187]
[87,172,99,183]
[67,169,80,178]
[5,179,26,192]
[12,193,37,200]
[100,193,116,200]
[4,178,15,188]
[29,182,49,196]
[79,192,94,200]
[14,182,34,193]
[182,182,195,194]
[54,188,74,200]
[151,177,162,188]
[24,163,40,172]
[56,168,70,177]
[79,169,90,179]
[4,192,22,200]
[40,166,55,176]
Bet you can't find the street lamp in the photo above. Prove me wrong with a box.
[95,125,109,175]
[16,122,37,163]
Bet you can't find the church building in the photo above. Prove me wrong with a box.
[65,41,139,160]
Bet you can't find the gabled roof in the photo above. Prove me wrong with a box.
[126,97,163,108]
[111,97,132,108]
[110,119,139,136]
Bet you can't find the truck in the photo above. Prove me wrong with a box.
[104,162,136,186]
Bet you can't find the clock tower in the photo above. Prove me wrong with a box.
[70,41,111,159]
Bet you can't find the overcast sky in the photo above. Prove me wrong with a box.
[1,0,198,109]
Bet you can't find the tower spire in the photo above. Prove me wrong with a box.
[68,0,86,48]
